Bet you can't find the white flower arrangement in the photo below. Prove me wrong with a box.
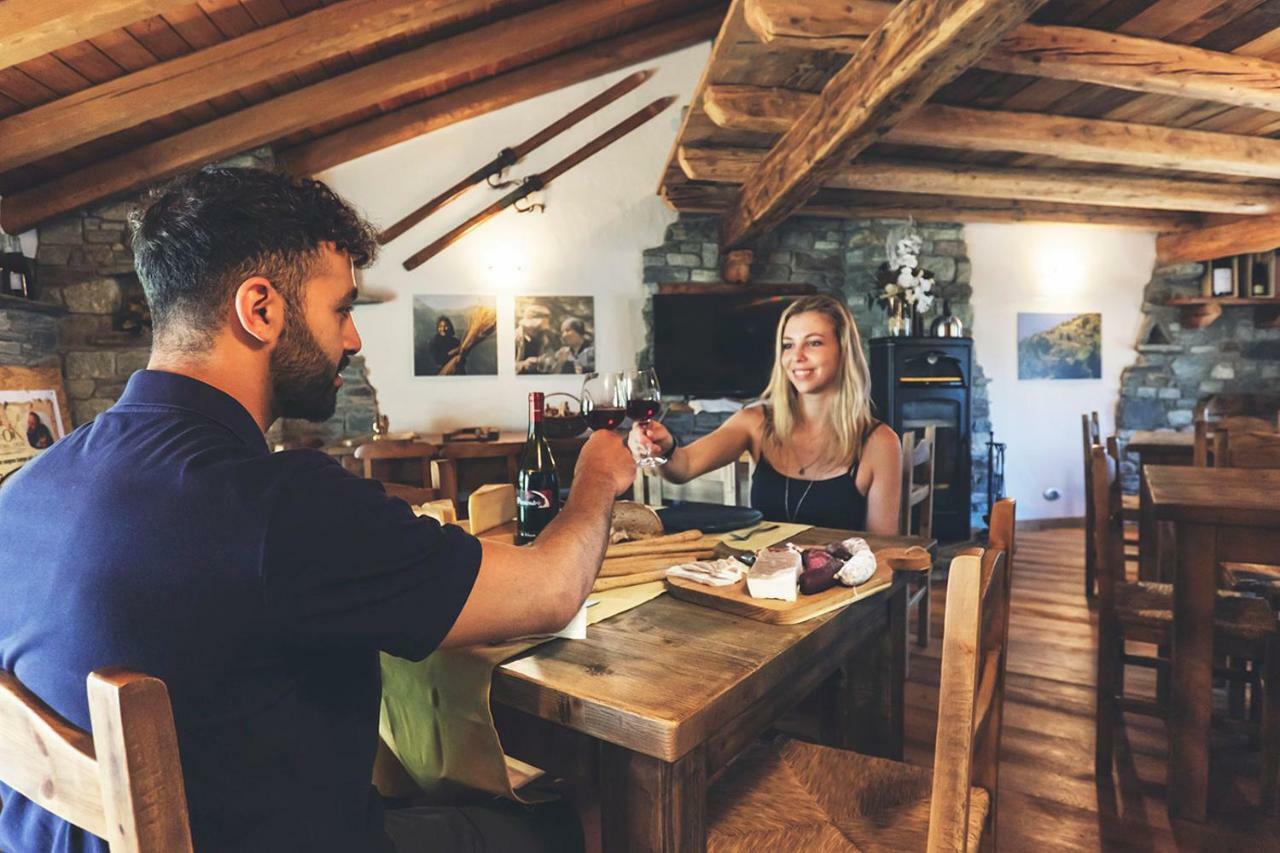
[878,230,936,314]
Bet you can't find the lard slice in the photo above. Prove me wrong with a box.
[746,547,801,602]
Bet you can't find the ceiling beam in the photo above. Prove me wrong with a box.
[745,0,1280,112]
[0,0,189,72]
[703,86,1280,181]
[665,183,1200,231]
[0,0,533,175]
[280,9,721,176]
[1157,216,1280,265]
[718,0,1047,250]
[0,0,695,233]
[683,148,1280,214]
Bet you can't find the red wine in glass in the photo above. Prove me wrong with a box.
[624,368,666,468]
[581,372,626,431]
[586,406,626,431]
[626,399,661,421]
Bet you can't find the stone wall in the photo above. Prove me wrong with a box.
[1116,261,1280,490]
[641,214,995,533]
[5,149,377,444]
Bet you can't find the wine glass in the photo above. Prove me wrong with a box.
[624,368,666,468]
[581,372,626,431]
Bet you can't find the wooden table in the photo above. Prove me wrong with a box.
[488,527,929,852]
[1143,465,1280,822]
[1131,431,1194,581]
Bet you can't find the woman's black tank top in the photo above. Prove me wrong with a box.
[750,420,880,530]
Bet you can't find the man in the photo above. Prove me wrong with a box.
[514,304,554,374]
[553,316,595,375]
[0,168,636,852]
[25,411,53,449]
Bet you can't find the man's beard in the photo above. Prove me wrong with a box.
[270,316,347,422]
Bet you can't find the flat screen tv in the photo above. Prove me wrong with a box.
[653,292,798,398]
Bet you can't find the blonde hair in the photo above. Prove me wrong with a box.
[761,294,874,468]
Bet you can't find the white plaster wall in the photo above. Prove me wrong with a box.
[967,223,1154,520]
[317,44,708,435]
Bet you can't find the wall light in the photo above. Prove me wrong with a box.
[1030,228,1088,298]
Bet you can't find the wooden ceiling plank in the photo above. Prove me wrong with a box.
[719,0,1047,249]
[125,16,200,61]
[0,0,535,175]
[745,0,1280,111]
[703,87,1280,180]
[684,148,1280,214]
[279,8,722,175]
[667,182,1200,230]
[0,0,700,232]
[1157,214,1280,263]
[0,0,191,72]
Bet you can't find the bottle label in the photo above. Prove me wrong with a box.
[518,489,555,509]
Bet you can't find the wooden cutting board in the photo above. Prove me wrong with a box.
[665,559,893,625]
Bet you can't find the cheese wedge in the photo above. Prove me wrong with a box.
[411,499,457,525]
[468,483,516,536]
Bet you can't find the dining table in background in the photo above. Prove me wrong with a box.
[1143,465,1280,823]
[1130,430,1194,582]
[486,526,932,852]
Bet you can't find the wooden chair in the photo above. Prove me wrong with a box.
[1089,442,1279,807]
[900,427,936,650]
[353,440,458,510]
[0,668,192,852]
[706,498,1018,852]
[633,452,751,507]
[1082,413,1140,598]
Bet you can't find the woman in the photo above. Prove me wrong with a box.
[553,316,596,374]
[629,294,901,534]
[428,316,461,374]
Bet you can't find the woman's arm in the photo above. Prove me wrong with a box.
[628,407,760,485]
[860,424,903,536]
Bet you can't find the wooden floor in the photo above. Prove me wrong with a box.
[907,525,1280,852]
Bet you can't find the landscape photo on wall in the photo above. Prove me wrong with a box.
[1017,312,1102,380]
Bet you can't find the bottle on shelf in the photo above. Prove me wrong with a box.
[516,391,560,545]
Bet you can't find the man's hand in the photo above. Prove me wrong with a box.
[575,429,636,496]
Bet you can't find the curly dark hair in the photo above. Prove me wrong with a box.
[128,167,378,351]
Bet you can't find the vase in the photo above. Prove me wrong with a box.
[930,300,964,337]
[887,298,913,337]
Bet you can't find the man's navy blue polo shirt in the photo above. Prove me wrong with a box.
[0,370,481,852]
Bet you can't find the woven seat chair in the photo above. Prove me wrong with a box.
[0,668,192,852]
[1081,413,1139,598]
[1090,441,1279,807]
[707,499,1016,852]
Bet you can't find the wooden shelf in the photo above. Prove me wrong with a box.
[0,293,65,315]
[1163,296,1280,329]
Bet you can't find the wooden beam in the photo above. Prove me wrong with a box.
[745,0,1280,112]
[665,183,1200,230]
[684,148,1280,214]
[280,9,721,176]
[1157,216,1280,264]
[0,0,695,233]
[718,0,1047,249]
[0,0,533,175]
[0,0,189,72]
[703,87,1280,181]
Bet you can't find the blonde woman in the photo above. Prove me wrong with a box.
[628,294,902,534]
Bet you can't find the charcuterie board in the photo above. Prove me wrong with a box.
[664,545,929,624]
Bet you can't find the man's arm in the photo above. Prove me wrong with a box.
[440,430,636,647]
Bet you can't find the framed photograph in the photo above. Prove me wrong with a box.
[514,295,596,375]
[0,365,71,485]
[412,295,498,377]
[1017,312,1102,380]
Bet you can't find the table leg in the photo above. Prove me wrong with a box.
[1169,521,1217,823]
[599,743,706,853]
[819,582,906,760]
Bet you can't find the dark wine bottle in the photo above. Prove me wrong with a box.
[516,391,560,545]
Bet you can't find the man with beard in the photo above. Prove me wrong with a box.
[0,168,635,853]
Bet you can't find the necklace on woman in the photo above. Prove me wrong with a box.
[784,475,816,523]
[793,444,824,477]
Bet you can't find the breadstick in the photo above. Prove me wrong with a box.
[605,535,710,559]
[599,549,717,577]
[592,568,670,591]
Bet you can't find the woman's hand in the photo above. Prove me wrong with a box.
[628,419,672,464]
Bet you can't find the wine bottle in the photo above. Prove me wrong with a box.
[516,391,560,545]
